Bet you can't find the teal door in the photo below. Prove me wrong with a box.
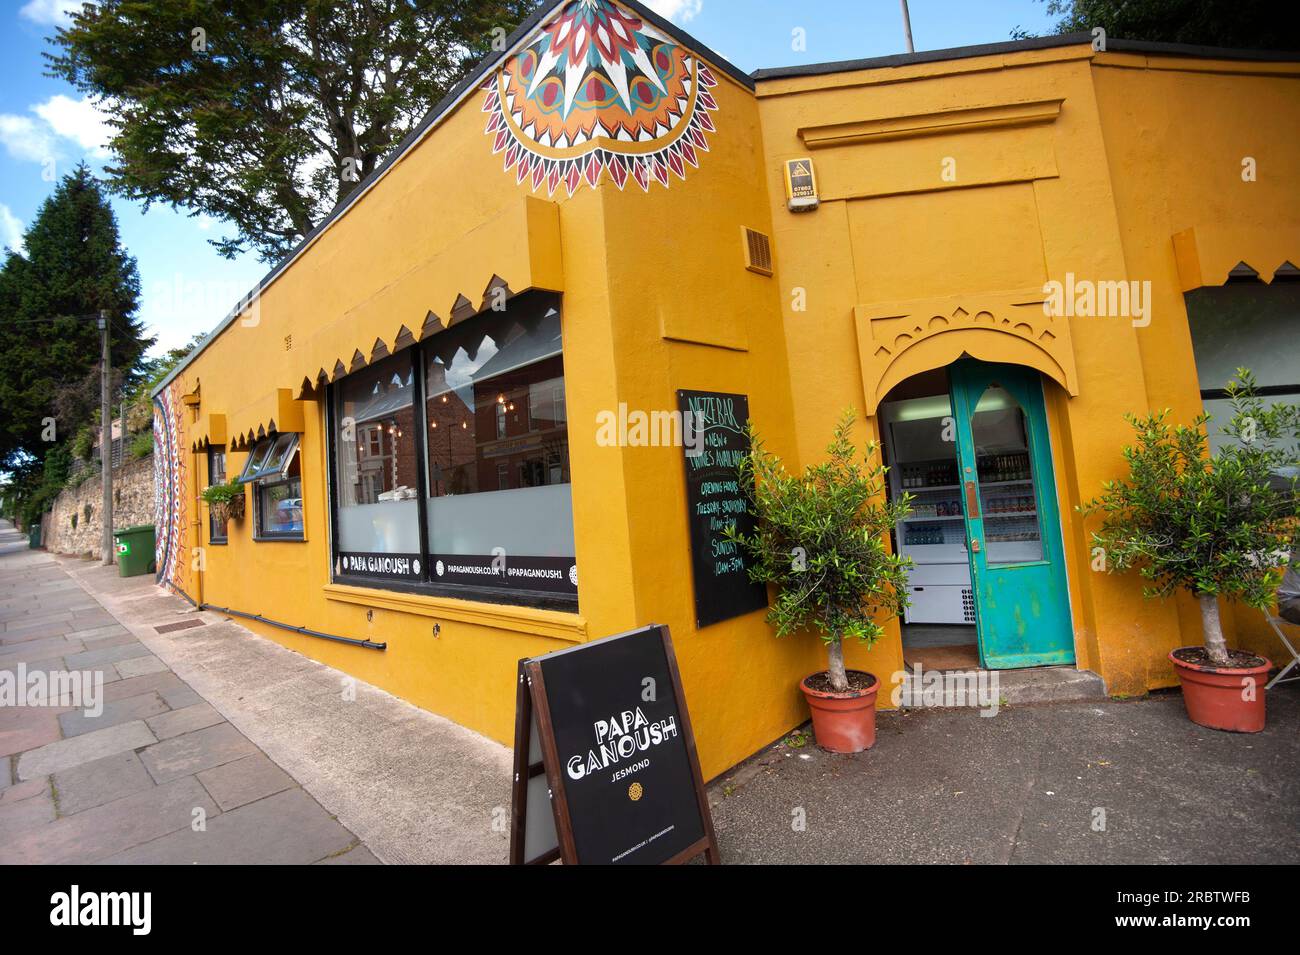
[948,359,1074,668]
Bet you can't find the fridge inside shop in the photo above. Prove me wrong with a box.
[880,380,1043,627]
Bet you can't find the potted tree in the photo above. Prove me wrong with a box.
[728,411,912,753]
[1081,371,1298,732]
[201,481,246,527]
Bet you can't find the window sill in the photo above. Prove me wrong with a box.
[252,535,307,543]
[323,582,587,643]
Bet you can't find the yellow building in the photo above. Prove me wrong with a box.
[153,1,1300,781]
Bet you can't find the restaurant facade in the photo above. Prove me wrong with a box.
[153,0,1300,779]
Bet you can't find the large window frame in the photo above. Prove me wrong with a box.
[325,295,576,611]
[241,432,305,542]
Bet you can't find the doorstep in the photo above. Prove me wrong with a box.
[900,665,1106,706]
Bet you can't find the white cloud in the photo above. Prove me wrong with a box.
[645,0,703,24]
[19,0,85,27]
[0,203,25,256]
[0,93,112,168]
[33,94,112,157]
[0,113,59,164]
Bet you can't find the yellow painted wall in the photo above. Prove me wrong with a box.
[162,26,1299,785]
[755,44,1300,696]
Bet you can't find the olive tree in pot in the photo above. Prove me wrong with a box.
[727,411,912,753]
[1080,371,1298,732]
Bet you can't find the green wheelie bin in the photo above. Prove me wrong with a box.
[113,524,156,577]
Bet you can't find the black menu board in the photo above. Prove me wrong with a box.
[676,390,768,628]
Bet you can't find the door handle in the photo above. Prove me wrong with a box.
[970,539,981,553]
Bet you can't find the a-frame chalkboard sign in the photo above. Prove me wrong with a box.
[509,624,720,865]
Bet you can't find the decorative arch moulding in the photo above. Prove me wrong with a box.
[854,288,1080,415]
[481,0,721,196]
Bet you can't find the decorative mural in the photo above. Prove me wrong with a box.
[482,0,720,196]
[153,379,189,598]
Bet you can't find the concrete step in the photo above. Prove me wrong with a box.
[898,665,1106,709]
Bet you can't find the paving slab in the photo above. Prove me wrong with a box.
[0,785,56,839]
[315,844,383,865]
[114,654,168,679]
[0,709,63,759]
[140,721,258,784]
[100,670,185,704]
[196,752,294,811]
[104,788,353,864]
[16,719,157,780]
[58,692,169,737]
[0,777,49,806]
[0,776,217,864]
[64,640,151,669]
[52,750,155,816]
[146,702,224,740]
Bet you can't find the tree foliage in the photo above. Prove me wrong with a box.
[728,411,913,691]
[0,165,149,475]
[1014,0,1300,49]
[48,0,538,262]
[1080,371,1299,662]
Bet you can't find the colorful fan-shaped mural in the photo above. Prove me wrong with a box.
[482,0,720,196]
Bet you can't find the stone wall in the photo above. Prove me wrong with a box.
[42,454,156,562]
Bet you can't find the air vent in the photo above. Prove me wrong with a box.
[742,227,773,276]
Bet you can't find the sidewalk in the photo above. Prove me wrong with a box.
[0,520,511,864]
[709,682,1300,864]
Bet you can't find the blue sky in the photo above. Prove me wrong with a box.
[0,0,1059,358]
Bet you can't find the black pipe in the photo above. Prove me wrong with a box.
[201,604,386,650]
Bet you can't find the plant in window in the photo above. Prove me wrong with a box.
[201,481,246,524]
[727,410,912,753]
[1080,370,1299,732]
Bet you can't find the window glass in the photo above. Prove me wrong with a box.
[422,303,576,595]
[238,438,274,482]
[333,351,422,579]
[258,446,303,537]
[208,448,227,543]
[971,384,1042,564]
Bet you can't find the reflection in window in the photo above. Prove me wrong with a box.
[207,447,227,543]
[422,303,575,592]
[971,384,1042,564]
[333,352,421,576]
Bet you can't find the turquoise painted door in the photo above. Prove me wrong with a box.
[948,359,1074,668]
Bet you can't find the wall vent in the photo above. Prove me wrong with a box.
[742,227,773,276]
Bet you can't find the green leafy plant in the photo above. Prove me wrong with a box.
[1080,370,1299,665]
[727,410,913,692]
[128,431,153,459]
[201,481,245,523]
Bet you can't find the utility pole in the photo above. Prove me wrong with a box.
[900,0,915,53]
[99,310,113,566]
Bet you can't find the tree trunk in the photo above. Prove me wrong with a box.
[1199,592,1230,666]
[827,635,848,692]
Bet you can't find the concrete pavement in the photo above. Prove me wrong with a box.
[0,519,511,864]
[709,683,1300,864]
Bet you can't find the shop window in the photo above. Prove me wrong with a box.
[208,447,227,544]
[327,292,576,604]
[240,432,303,540]
[333,350,421,578]
[1187,283,1300,485]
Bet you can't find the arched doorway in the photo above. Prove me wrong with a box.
[879,358,1074,669]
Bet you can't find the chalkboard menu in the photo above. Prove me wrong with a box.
[676,390,768,628]
[510,625,719,866]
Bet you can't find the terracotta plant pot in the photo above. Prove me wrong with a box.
[799,670,879,753]
[1169,649,1271,733]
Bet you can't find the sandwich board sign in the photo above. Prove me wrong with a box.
[509,624,720,865]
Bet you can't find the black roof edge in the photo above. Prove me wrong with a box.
[751,32,1300,81]
[153,0,751,397]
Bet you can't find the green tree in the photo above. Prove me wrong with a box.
[0,165,149,473]
[48,0,537,262]
[1080,372,1299,665]
[1014,0,1300,50]
[728,412,913,692]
